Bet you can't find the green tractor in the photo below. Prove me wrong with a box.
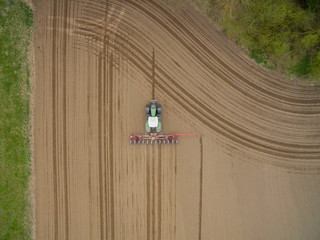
[145,100,161,133]
[129,99,200,144]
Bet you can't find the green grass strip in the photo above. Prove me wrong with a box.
[0,0,33,239]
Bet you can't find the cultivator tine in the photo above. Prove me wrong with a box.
[129,138,179,144]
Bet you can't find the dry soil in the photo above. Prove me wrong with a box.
[33,0,320,239]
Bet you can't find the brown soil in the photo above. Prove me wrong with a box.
[33,0,320,239]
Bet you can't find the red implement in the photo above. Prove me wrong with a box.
[129,133,201,144]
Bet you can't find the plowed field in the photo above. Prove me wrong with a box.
[33,0,320,239]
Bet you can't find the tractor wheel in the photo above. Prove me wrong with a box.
[146,104,150,115]
[157,104,161,115]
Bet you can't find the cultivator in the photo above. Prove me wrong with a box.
[129,100,200,144]
[129,133,178,144]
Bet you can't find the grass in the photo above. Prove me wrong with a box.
[245,49,273,69]
[0,0,33,239]
[290,54,311,77]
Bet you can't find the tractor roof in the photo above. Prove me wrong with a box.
[148,116,158,127]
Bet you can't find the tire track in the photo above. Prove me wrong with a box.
[108,52,115,240]
[174,143,177,240]
[198,136,203,240]
[62,1,70,239]
[98,6,108,232]
[102,36,108,240]
[158,145,162,240]
[152,145,156,240]
[97,2,110,239]
[98,51,105,240]
[146,145,151,240]
[152,48,155,99]
[51,0,58,238]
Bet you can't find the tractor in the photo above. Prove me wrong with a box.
[145,100,161,133]
[129,99,200,144]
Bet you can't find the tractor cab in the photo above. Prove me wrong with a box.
[146,100,161,133]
